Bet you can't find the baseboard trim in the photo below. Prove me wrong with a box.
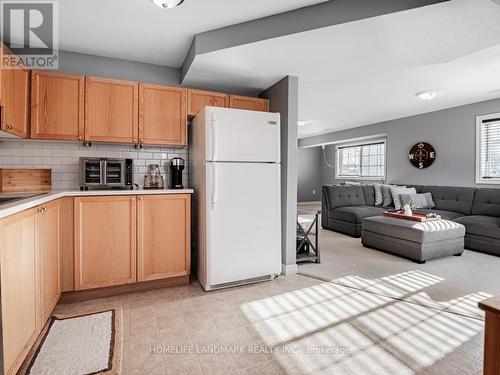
[59,275,190,303]
[281,263,298,275]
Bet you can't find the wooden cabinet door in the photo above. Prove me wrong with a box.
[0,47,30,138]
[85,77,138,143]
[187,89,228,117]
[139,83,187,146]
[37,199,61,324]
[0,208,39,375]
[137,194,190,282]
[74,196,137,290]
[31,71,85,141]
[229,95,269,112]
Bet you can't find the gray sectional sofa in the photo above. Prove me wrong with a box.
[321,184,500,256]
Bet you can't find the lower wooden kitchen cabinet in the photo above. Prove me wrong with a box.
[74,195,137,290]
[0,208,39,375]
[137,194,191,281]
[0,200,62,375]
[37,199,61,324]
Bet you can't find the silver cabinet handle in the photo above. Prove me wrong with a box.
[6,125,12,130]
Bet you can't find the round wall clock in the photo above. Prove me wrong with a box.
[408,142,436,169]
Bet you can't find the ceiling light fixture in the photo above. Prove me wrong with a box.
[298,120,310,127]
[150,0,184,9]
[416,90,438,101]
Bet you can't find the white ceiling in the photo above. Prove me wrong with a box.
[57,0,326,67]
[183,0,500,138]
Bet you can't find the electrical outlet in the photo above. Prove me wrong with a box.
[313,190,316,195]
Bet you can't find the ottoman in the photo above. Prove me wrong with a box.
[361,216,465,263]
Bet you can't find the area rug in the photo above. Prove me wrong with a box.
[19,308,122,375]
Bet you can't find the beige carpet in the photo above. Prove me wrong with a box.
[298,225,500,320]
[20,308,122,375]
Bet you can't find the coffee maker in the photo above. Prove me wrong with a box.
[169,157,184,189]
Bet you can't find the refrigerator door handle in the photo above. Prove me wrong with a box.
[211,163,218,209]
[211,117,218,161]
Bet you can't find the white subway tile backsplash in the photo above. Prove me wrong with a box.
[3,156,23,164]
[138,152,153,159]
[0,140,189,190]
[22,156,39,164]
[52,149,71,157]
[153,152,168,159]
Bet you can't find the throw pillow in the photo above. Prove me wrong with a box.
[382,184,401,206]
[422,192,436,209]
[373,183,384,206]
[400,193,436,209]
[391,187,417,211]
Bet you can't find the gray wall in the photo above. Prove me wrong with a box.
[58,50,181,85]
[297,147,322,202]
[261,76,299,274]
[299,97,500,188]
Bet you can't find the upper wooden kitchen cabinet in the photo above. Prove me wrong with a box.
[85,77,138,143]
[37,199,61,324]
[0,47,30,138]
[139,83,187,146]
[137,194,191,282]
[74,196,137,290]
[31,71,85,141]
[187,89,228,117]
[229,95,269,112]
[0,208,39,375]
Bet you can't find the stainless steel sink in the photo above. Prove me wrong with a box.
[0,193,48,205]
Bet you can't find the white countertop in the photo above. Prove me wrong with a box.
[0,188,194,219]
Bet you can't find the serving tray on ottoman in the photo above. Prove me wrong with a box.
[383,211,441,222]
[361,216,465,263]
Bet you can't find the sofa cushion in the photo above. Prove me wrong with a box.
[362,185,376,206]
[472,189,500,217]
[330,206,386,224]
[324,186,366,209]
[455,215,500,240]
[414,209,465,221]
[420,186,475,215]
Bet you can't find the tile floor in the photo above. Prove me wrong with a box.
[55,275,484,375]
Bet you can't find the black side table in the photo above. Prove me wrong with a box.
[296,209,321,263]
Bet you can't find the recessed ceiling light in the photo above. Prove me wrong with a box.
[150,0,184,9]
[416,90,438,101]
[298,120,310,127]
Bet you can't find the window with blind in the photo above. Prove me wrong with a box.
[477,113,500,183]
[336,141,385,179]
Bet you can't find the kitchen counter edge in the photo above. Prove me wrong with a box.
[0,189,194,220]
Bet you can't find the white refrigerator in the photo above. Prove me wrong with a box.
[192,106,282,291]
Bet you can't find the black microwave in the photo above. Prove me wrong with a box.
[80,158,134,190]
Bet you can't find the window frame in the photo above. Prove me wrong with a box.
[335,140,386,181]
[476,113,500,184]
